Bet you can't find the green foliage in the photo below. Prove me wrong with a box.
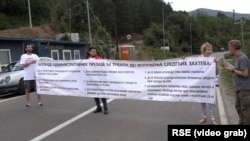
[219,59,236,98]
[90,0,167,36]
[59,33,71,41]
[92,26,112,59]
[0,13,11,29]
[0,0,51,28]
[136,44,185,61]
[143,23,163,48]
[1,0,250,60]
[46,0,61,24]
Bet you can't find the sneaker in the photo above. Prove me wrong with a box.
[93,108,102,113]
[24,104,31,110]
[38,103,44,109]
[211,120,218,125]
[199,118,207,124]
[104,110,109,115]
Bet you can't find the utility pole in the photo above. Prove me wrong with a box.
[112,0,119,58]
[234,17,245,51]
[240,18,245,51]
[162,2,173,57]
[86,0,92,45]
[27,0,32,28]
[190,19,192,55]
[69,8,72,41]
[232,9,235,38]
[162,5,166,57]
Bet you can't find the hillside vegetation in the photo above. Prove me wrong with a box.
[1,0,250,59]
[0,25,57,39]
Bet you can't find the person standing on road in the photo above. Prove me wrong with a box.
[20,44,43,110]
[87,47,108,114]
[224,39,250,125]
[198,42,219,125]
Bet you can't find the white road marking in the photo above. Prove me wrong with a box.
[216,87,229,124]
[30,98,114,141]
[1,87,229,139]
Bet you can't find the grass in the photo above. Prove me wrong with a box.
[135,45,187,61]
[218,54,236,103]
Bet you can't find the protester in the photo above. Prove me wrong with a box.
[224,39,250,125]
[198,42,219,125]
[87,47,109,114]
[20,44,43,110]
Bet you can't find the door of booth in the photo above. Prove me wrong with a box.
[119,45,135,60]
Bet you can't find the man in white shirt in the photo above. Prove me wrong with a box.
[20,44,43,110]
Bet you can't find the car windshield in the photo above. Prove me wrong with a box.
[1,61,23,73]
[12,61,23,71]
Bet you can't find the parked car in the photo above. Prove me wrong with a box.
[220,47,225,52]
[0,57,53,95]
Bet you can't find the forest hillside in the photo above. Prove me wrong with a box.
[0,25,57,39]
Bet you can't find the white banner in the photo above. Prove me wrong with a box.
[36,57,216,103]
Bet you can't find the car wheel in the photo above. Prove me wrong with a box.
[18,79,25,95]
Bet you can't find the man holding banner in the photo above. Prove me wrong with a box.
[36,47,216,114]
[87,47,109,114]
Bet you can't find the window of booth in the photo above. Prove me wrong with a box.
[74,50,80,59]
[51,50,59,60]
[0,49,11,72]
[63,50,71,60]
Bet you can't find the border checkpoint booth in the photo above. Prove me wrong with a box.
[118,44,135,60]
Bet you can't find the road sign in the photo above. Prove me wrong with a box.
[126,34,132,40]
[161,46,170,51]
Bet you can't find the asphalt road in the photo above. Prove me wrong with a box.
[0,89,224,141]
[0,52,237,141]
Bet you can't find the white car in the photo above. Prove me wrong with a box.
[0,57,53,95]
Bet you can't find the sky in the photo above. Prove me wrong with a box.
[164,0,250,14]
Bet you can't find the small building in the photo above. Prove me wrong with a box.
[118,44,135,60]
[0,37,89,68]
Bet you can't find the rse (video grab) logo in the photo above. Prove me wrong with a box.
[168,125,249,141]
